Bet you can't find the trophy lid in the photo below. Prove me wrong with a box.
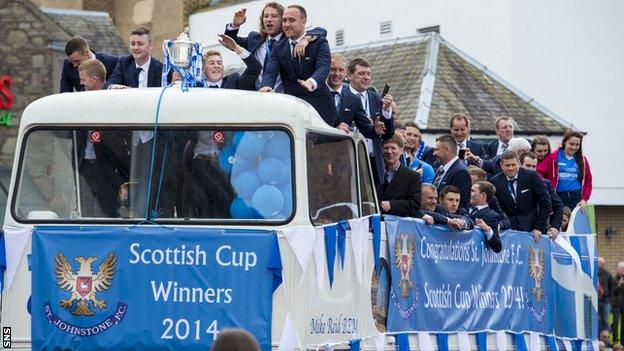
[173,27,191,45]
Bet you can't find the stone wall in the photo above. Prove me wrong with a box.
[30,0,82,10]
[0,0,68,166]
[596,205,624,273]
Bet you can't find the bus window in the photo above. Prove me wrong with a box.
[357,141,378,216]
[306,132,358,225]
[13,128,293,223]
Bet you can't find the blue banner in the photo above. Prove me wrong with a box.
[31,226,281,350]
[386,217,553,333]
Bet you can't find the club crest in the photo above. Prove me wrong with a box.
[394,233,415,298]
[54,252,117,316]
[528,247,545,304]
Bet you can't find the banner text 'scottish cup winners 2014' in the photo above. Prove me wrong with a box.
[31,226,282,351]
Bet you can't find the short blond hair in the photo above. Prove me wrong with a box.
[78,59,106,82]
[331,53,347,65]
[203,50,222,61]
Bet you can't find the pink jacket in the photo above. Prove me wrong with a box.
[536,148,593,201]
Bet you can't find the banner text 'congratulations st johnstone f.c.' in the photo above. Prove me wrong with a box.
[31,226,282,351]
[385,216,553,334]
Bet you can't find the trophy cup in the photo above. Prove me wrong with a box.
[162,27,207,90]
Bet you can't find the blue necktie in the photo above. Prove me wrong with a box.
[209,84,218,89]
[331,91,340,112]
[263,39,275,68]
[291,42,300,76]
[134,67,142,87]
[508,178,517,202]
[433,167,445,187]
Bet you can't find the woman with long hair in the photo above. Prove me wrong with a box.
[537,130,593,209]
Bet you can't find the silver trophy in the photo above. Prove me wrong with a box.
[162,27,205,88]
[170,27,192,69]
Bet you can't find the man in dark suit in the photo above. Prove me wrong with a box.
[60,37,118,93]
[469,181,503,253]
[225,3,326,92]
[468,165,511,230]
[486,116,516,158]
[346,57,395,186]
[260,5,337,125]
[377,134,421,218]
[326,54,385,137]
[417,184,473,230]
[490,151,551,242]
[432,134,472,211]
[107,27,164,88]
[450,113,490,166]
[73,63,130,217]
[200,34,262,90]
[520,151,564,240]
[439,185,475,229]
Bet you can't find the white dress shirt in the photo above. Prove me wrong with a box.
[227,23,283,92]
[348,85,392,155]
[135,57,151,88]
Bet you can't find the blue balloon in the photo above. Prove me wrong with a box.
[235,132,265,158]
[231,155,256,177]
[282,157,292,182]
[280,182,293,217]
[233,171,261,199]
[263,132,291,159]
[232,131,245,147]
[251,185,284,218]
[218,145,235,173]
[230,197,261,219]
[257,157,286,185]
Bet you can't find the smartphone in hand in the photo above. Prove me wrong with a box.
[381,83,390,98]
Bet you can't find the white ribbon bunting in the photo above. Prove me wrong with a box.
[418,332,434,351]
[496,331,507,351]
[312,227,326,291]
[529,332,541,351]
[278,312,301,351]
[348,217,369,284]
[458,332,471,351]
[283,225,316,288]
[3,225,32,290]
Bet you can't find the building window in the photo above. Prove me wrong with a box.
[335,29,344,47]
[380,21,392,36]
[417,25,440,34]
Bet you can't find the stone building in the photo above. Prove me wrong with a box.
[0,0,126,167]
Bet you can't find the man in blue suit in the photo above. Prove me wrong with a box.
[60,37,118,93]
[450,113,490,165]
[432,134,472,211]
[107,27,164,88]
[520,151,564,240]
[346,57,395,186]
[260,5,337,126]
[326,54,386,137]
[200,34,262,90]
[490,151,551,242]
[485,116,516,158]
[469,181,503,253]
[225,3,326,92]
